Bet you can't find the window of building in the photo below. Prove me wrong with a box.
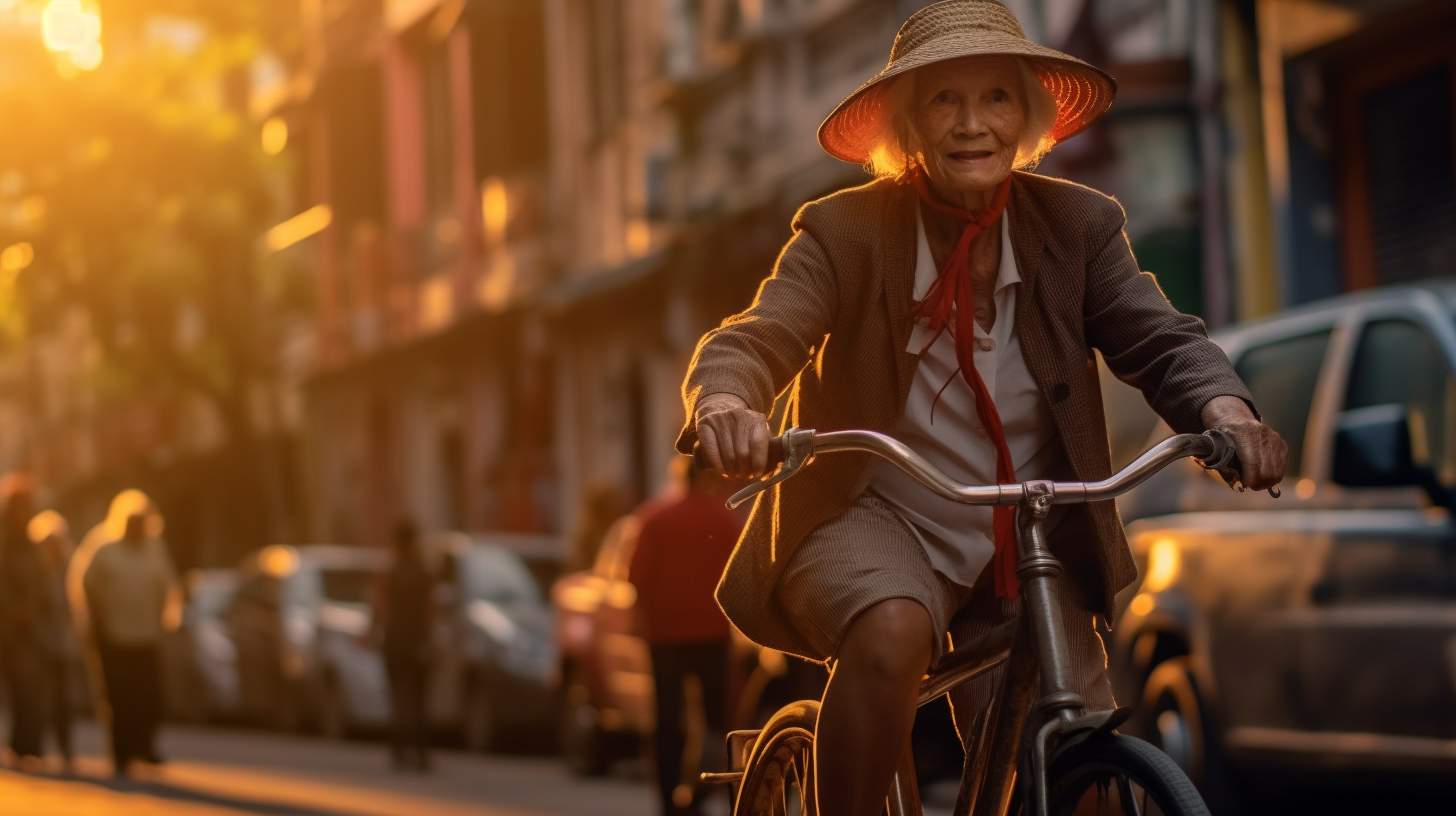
[421,39,454,217]
[468,5,548,177]
[1233,329,1333,477]
[1361,67,1456,285]
[587,0,626,143]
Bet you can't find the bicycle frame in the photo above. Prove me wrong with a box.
[720,429,1231,816]
[893,498,1131,816]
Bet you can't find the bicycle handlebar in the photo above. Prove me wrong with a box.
[698,428,1265,509]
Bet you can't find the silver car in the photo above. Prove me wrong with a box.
[226,544,390,735]
[422,531,559,752]
[1104,282,1456,811]
[164,568,241,723]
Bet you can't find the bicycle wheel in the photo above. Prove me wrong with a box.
[1042,734,1211,816]
[733,700,818,816]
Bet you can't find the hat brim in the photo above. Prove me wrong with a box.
[817,32,1117,165]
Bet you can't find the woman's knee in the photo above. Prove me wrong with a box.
[835,599,935,682]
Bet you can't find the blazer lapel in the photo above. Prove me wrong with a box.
[880,183,919,411]
[1010,174,1059,394]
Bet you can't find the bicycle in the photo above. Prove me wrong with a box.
[700,427,1261,816]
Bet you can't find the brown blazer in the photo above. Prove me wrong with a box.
[676,171,1253,657]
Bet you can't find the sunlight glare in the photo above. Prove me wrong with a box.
[481,177,508,244]
[42,0,99,53]
[1143,538,1182,593]
[261,116,289,156]
[0,242,34,273]
[263,204,332,253]
[71,39,101,71]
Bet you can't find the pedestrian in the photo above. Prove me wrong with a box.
[0,473,45,768]
[28,509,78,772]
[373,519,435,772]
[628,460,743,816]
[81,492,181,777]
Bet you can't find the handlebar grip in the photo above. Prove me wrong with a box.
[1198,429,1281,498]
[691,435,787,473]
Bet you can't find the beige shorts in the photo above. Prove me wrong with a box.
[774,494,1114,728]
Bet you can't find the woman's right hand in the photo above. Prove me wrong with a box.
[694,393,772,479]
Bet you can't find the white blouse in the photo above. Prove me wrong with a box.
[866,204,1069,589]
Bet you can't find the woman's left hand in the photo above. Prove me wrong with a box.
[1200,396,1287,492]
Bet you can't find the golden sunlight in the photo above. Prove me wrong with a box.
[481,177,508,244]
[263,204,332,253]
[1143,538,1182,593]
[261,116,289,156]
[0,241,33,273]
[41,0,101,71]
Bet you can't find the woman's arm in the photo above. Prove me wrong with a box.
[679,228,840,477]
[1082,205,1285,491]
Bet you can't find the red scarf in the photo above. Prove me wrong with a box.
[908,170,1020,598]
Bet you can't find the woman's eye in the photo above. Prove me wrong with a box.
[931,91,954,104]
[990,89,1008,103]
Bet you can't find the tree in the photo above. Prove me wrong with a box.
[0,1,307,554]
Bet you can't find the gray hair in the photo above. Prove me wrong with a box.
[864,57,1058,180]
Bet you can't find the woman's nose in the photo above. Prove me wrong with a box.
[953,102,987,138]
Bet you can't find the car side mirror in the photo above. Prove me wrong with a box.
[1331,404,1453,509]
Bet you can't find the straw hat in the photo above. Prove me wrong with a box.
[818,0,1116,164]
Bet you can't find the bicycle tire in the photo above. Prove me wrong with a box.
[1036,734,1211,816]
[733,700,819,816]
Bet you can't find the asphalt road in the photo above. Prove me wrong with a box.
[0,720,664,816]
[3,719,1453,816]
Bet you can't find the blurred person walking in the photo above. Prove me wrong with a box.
[628,461,743,816]
[28,510,78,772]
[0,474,45,767]
[81,494,180,777]
[373,519,435,772]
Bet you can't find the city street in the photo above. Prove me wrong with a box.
[4,718,1455,815]
[0,721,659,816]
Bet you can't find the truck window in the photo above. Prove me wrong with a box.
[1234,330,1332,478]
[1344,320,1456,488]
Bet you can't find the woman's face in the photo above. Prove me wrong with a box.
[911,56,1027,204]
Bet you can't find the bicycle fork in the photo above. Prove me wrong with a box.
[948,485,1131,816]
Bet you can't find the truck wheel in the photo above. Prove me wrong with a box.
[1138,656,1241,813]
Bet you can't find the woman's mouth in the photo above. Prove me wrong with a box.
[948,150,994,163]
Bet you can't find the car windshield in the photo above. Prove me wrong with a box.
[463,546,539,604]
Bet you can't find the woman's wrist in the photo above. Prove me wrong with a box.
[695,392,750,422]
[1199,395,1257,430]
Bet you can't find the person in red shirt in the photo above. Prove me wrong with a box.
[628,459,743,816]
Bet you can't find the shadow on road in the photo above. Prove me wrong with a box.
[15,768,381,816]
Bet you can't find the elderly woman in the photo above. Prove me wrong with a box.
[678,2,1286,815]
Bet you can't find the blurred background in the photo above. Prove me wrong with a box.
[0,1,1452,815]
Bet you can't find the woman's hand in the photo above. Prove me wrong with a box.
[1200,396,1288,492]
[695,393,773,479]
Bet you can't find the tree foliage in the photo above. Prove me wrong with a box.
[0,0,304,437]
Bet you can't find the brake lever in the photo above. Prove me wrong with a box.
[726,428,816,509]
[1197,429,1280,498]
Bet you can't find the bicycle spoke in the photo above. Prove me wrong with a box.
[1115,775,1144,816]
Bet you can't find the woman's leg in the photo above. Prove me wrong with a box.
[815,598,936,816]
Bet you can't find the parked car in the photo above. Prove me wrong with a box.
[164,568,242,723]
[226,544,390,735]
[551,511,826,775]
[419,530,559,752]
[1103,282,1456,810]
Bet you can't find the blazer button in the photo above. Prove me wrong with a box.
[1051,383,1070,403]
[978,337,995,352]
